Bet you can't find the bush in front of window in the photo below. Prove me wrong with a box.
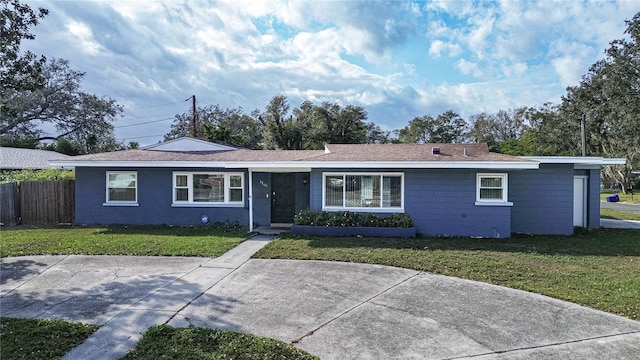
[294,210,413,228]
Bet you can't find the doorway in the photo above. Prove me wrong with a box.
[573,176,588,227]
[271,173,296,224]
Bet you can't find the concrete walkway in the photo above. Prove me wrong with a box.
[2,235,640,359]
[1,234,275,360]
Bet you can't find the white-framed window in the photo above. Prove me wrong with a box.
[172,172,244,206]
[476,173,511,205]
[323,173,403,212]
[105,171,138,205]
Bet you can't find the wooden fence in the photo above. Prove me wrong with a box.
[1,180,75,226]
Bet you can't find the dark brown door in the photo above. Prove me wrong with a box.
[271,173,296,223]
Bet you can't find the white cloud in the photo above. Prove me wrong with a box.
[428,40,462,58]
[66,21,101,55]
[456,59,483,78]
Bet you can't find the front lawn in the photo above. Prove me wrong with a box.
[601,208,640,221]
[122,325,318,359]
[253,229,640,320]
[0,317,98,360]
[0,225,249,257]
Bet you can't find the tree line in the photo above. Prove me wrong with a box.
[1,0,638,188]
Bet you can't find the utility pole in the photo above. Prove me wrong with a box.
[186,95,197,138]
[581,114,586,157]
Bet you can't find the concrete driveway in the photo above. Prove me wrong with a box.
[2,238,640,360]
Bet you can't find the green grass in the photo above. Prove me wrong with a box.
[601,192,640,204]
[601,208,640,221]
[121,325,318,360]
[0,225,249,257]
[253,229,640,320]
[0,317,98,360]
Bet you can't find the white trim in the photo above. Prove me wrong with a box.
[103,202,139,207]
[248,170,254,232]
[171,203,244,208]
[322,172,405,212]
[522,156,626,166]
[105,171,138,205]
[50,160,540,170]
[172,171,244,205]
[476,173,509,204]
[475,201,513,207]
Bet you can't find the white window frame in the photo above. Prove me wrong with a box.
[172,172,244,207]
[104,171,138,206]
[476,173,512,206]
[322,172,404,213]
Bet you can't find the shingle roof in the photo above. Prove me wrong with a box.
[50,142,532,166]
[0,147,71,169]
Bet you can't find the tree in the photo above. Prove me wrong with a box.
[560,12,640,191]
[0,0,48,93]
[467,108,530,152]
[396,110,467,143]
[365,122,391,144]
[258,95,303,150]
[166,105,262,149]
[1,58,123,153]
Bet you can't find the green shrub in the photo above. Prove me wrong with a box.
[0,168,75,184]
[293,210,413,228]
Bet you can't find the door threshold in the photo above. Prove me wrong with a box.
[270,223,293,229]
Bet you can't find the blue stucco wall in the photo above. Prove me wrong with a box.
[510,164,574,235]
[75,167,249,226]
[310,169,512,238]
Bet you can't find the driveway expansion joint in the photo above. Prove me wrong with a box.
[290,272,421,345]
[444,330,640,359]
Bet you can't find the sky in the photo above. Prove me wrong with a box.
[23,0,640,146]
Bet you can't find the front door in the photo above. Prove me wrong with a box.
[573,176,587,227]
[271,173,296,224]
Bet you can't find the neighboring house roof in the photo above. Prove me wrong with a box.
[143,137,237,152]
[0,147,71,170]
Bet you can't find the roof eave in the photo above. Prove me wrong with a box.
[522,156,626,166]
[49,159,539,170]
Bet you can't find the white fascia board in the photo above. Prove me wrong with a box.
[50,159,539,170]
[522,156,626,165]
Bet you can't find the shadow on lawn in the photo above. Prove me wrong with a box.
[285,228,640,257]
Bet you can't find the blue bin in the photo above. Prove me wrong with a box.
[606,194,620,202]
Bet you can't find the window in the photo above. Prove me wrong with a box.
[323,173,403,211]
[476,173,510,204]
[173,172,244,205]
[106,171,137,204]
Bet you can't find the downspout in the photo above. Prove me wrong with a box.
[248,169,253,232]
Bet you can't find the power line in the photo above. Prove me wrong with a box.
[121,134,165,140]
[126,101,184,110]
[114,117,174,129]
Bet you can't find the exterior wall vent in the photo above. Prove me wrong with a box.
[432,147,441,155]
[463,148,468,156]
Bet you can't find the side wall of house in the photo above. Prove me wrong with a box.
[75,167,249,226]
[509,164,574,235]
[588,168,601,228]
[310,169,512,238]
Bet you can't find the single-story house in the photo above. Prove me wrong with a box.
[1,147,71,170]
[50,137,625,238]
